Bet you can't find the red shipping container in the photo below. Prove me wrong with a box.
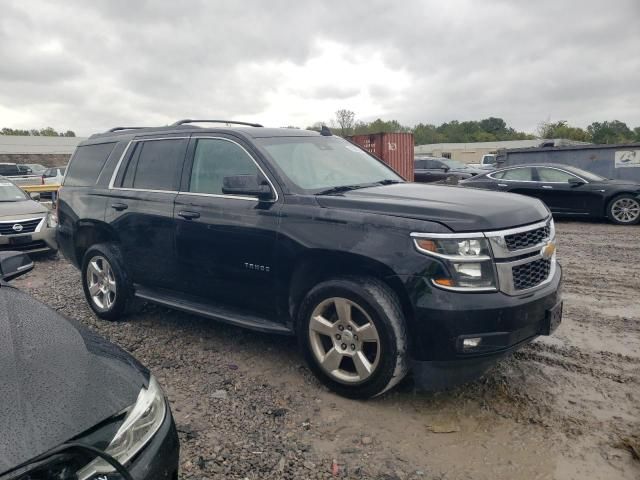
[348,132,414,181]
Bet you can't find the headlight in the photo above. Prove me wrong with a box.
[77,376,166,479]
[412,234,497,291]
[46,210,58,228]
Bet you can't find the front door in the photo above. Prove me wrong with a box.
[533,167,598,214]
[105,136,188,289]
[174,135,281,317]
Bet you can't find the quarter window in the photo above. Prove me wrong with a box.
[118,139,187,191]
[492,168,534,181]
[189,138,259,195]
[537,168,578,183]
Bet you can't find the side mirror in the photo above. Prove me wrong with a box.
[29,192,41,201]
[222,175,273,200]
[568,177,584,187]
[0,252,34,281]
[441,166,450,172]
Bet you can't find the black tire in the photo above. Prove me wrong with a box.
[297,276,408,399]
[81,243,133,321]
[607,194,640,225]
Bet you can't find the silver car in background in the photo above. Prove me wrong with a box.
[0,179,57,254]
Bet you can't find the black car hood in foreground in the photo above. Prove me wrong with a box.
[0,286,148,474]
[316,183,549,231]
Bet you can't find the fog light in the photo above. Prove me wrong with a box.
[462,337,482,350]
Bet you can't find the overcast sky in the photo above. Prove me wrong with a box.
[1,0,638,136]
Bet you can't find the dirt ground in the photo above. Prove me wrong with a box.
[14,220,640,479]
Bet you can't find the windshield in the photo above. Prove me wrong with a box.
[441,158,468,169]
[256,136,403,193]
[563,165,605,181]
[0,181,28,201]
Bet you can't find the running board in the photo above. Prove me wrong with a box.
[134,286,293,335]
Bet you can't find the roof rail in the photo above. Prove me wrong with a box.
[171,119,263,128]
[107,127,147,133]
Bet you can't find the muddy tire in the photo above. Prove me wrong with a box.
[81,243,133,321]
[607,194,640,225]
[298,277,408,399]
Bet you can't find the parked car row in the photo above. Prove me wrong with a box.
[8,120,636,479]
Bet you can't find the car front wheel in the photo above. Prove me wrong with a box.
[608,195,640,225]
[298,277,408,399]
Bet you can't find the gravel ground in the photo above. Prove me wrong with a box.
[14,220,640,479]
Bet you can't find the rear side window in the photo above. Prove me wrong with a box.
[492,168,534,181]
[0,164,20,176]
[118,139,187,191]
[65,143,116,186]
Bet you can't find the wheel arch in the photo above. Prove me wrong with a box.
[287,250,413,332]
[74,220,121,266]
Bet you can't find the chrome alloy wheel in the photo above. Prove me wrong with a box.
[86,255,117,311]
[611,197,640,223]
[308,297,381,384]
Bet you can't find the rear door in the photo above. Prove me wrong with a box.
[489,167,538,196]
[105,135,189,289]
[174,135,282,316]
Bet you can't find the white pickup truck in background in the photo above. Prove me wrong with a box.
[0,163,43,186]
[469,154,497,170]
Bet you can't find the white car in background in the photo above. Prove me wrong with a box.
[42,166,66,185]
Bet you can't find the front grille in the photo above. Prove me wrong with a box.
[0,240,48,252]
[512,258,551,290]
[504,225,550,251]
[0,218,43,235]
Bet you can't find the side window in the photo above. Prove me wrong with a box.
[537,168,577,183]
[117,139,187,191]
[424,160,436,169]
[414,159,426,169]
[189,139,259,195]
[65,143,116,187]
[495,168,534,181]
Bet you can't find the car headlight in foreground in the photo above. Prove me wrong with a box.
[46,210,58,228]
[77,376,166,479]
[412,233,498,291]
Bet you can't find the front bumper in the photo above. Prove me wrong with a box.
[0,217,57,254]
[403,265,562,389]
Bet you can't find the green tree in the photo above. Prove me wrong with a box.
[334,109,355,136]
[587,120,634,144]
[536,120,590,142]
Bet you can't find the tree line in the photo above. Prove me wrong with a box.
[1,127,76,137]
[307,110,640,145]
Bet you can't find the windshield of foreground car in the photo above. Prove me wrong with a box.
[256,136,403,194]
[0,181,28,201]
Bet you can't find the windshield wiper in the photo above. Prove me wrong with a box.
[315,184,374,195]
[374,179,403,185]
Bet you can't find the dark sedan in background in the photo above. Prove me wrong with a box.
[414,156,485,184]
[0,252,179,480]
[460,164,640,225]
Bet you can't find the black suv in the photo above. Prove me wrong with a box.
[58,120,563,399]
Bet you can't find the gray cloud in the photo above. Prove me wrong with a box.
[0,0,638,135]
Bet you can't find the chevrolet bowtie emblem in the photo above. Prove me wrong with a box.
[541,242,556,260]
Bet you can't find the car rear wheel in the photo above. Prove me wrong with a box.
[81,243,133,320]
[608,195,640,225]
[298,277,408,399]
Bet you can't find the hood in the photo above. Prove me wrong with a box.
[0,286,147,473]
[316,183,549,232]
[0,200,47,219]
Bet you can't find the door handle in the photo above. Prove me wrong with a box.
[178,210,200,220]
[497,183,508,187]
[541,185,553,189]
[111,202,128,211]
